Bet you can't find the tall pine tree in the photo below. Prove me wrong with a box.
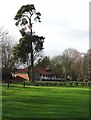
[13,4,45,82]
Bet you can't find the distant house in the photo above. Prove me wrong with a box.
[14,67,61,81]
[34,67,61,81]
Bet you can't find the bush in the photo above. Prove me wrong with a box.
[75,82,78,86]
[68,82,73,86]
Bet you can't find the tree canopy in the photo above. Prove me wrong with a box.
[13,4,45,82]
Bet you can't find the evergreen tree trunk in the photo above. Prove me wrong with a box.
[29,18,34,83]
[28,66,31,81]
[30,41,34,83]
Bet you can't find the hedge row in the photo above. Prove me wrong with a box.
[26,81,91,86]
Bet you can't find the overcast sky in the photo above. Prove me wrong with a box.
[0,0,89,57]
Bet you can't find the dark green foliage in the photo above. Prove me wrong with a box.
[14,4,41,27]
[2,67,13,81]
[14,4,35,20]
[13,35,44,63]
[2,68,10,79]
[14,4,45,82]
[36,56,51,67]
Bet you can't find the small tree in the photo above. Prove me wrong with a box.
[36,56,51,67]
[14,4,45,82]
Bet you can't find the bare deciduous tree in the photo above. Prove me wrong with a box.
[0,27,17,79]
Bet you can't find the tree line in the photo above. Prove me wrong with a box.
[1,28,90,82]
[0,4,90,82]
[36,48,90,81]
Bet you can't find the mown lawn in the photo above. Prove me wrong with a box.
[2,84,90,119]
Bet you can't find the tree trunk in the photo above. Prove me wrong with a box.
[28,66,31,81]
[29,17,34,83]
[30,41,34,83]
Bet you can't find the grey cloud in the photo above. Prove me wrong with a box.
[68,29,88,39]
[58,27,88,41]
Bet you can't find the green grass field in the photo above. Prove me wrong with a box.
[2,84,90,119]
